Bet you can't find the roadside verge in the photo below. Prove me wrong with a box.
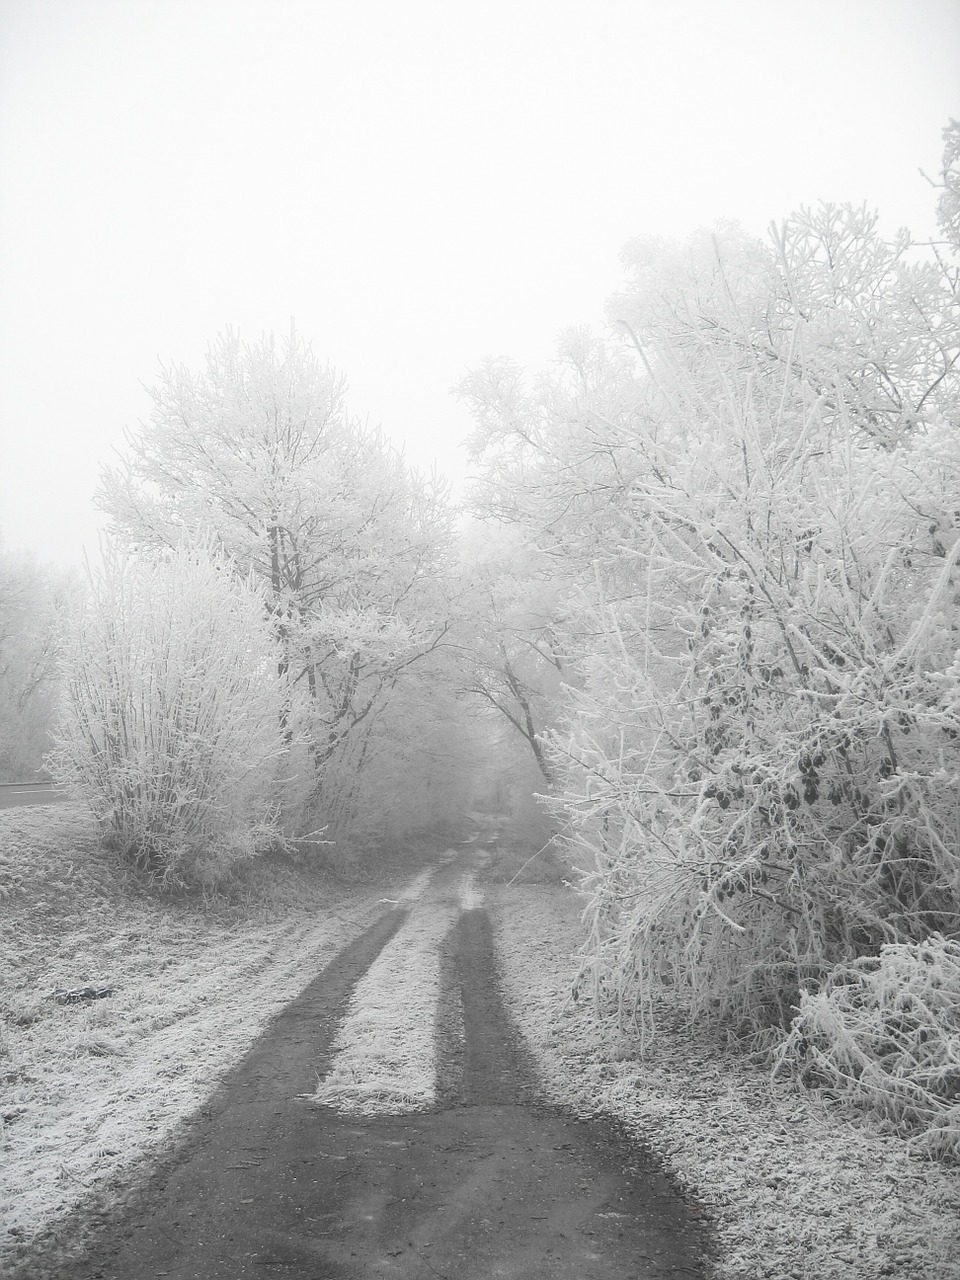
[488,881,960,1280]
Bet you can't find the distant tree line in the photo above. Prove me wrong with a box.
[0,546,75,784]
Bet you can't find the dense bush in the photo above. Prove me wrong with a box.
[775,935,960,1162]
[562,395,960,1042]
[50,541,286,885]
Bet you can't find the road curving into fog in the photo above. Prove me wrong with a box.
[19,846,712,1279]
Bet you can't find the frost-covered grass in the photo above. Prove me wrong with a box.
[313,856,477,1114]
[490,879,960,1280]
[0,804,414,1268]
[313,899,452,1113]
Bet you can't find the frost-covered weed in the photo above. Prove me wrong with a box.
[775,935,960,1162]
[2,994,45,1028]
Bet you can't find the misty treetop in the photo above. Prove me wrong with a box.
[98,327,451,619]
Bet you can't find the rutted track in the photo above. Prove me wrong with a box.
[437,905,537,1107]
[16,846,712,1279]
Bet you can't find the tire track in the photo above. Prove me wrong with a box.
[436,906,538,1106]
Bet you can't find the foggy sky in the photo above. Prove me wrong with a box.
[1,0,957,567]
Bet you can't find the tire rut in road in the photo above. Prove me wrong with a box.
[436,905,538,1107]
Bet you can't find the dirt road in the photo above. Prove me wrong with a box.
[23,847,711,1278]
[0,781,67,809]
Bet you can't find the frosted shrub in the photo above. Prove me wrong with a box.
[560,390,960,1043]
[50,541,286,884]
[775,936,960,1161]
[462,141,960,1065]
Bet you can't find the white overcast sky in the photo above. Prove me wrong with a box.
[1,0,958,567]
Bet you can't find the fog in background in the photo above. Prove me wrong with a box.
[1,0,958,567]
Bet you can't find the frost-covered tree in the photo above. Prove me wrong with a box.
[933,118,960,253]
[455,523,566,785]
[98,327,455,849]
[50,539,285,884]
[458,327,645,557]
[463,134,960,1043]
[609,202,960,448]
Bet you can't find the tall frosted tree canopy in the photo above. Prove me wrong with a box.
[97,328,459,849]
[98,327,450,618]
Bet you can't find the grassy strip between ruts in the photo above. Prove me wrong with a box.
[0,804,416,1273]
[312,887,455,1113]
[488,880,960,1280]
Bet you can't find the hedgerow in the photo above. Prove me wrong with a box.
[463,126,960,1143]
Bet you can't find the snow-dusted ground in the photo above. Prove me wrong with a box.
[4,811,960,1279]
[0,806,415,1263]
[489,882,960,1280]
